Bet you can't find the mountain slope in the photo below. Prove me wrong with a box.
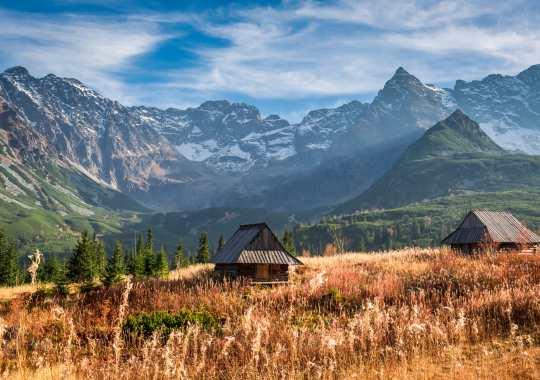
[426,64,540,154]
[333,110,540,214]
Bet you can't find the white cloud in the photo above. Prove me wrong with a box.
[0,9,167,104]
[1,0,540,112]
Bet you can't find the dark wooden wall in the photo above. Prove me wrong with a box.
[215,263,289,282]
[246,227,283,251]
[452,243,538,255]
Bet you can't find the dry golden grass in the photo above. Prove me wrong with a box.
[2,247,540,379]
[167,263,215,281]
[0,282,41,300]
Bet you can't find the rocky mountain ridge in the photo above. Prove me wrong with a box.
[133,99,368,175]
[425,64,540,155]
[3,64,540,212]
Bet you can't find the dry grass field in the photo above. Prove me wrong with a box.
[2,247,540,379]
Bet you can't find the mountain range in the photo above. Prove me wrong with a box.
[3,63,540,254]
[3,65,540,213]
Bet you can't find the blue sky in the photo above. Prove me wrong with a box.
[1,0,540,123]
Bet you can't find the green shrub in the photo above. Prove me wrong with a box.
[124,310,216,336]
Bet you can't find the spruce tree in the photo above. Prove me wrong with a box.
[102,241,125,287]
[0,228,6,285]
[196,232,211,263]
[358,237,365,253]
[134,248,146,278]
[43,253,61,283]
[174,238,184,270]
[67,229,94,283]
[3,238,18,286]
[217,235,226,252]
[282,228,297,256]
[154,245,169,277]
[94,240,106,279]
[53,260,70,295]
[144,228,155,276]
[125,248,136,276]
[136,233,144,256]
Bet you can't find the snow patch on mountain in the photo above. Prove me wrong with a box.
[176,140,218,161]
[480,120,540,155]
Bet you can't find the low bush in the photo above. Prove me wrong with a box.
[124,310,216,336]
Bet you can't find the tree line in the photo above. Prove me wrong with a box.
[0,227,228,290]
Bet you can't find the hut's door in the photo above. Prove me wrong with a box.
[256,264,269,280]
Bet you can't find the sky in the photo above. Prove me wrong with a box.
[1,0,540,123]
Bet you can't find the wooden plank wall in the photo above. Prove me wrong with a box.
[246,227,283,251]
[452,243,538,255]
[215,263,289,281]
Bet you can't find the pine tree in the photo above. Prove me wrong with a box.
[144,228,155,276]
[67,229,93,282]
[125,248,136,275]
[358,237,365,253]
[3,238,18,286]
[94,240,106,278]
[136,233,144,256]
[282,228,297,256]
[412,220,421,240]
[134,249,146,278]
[154,245,169,278]
[53,260,70,295]
[196,232,211,264]
[0,228,6,285]
[189,254,196,265]
[217,235,226,252]
[102,241,125,287]
[43,253,61,283]
[173,238,184,270]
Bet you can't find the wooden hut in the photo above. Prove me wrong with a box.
[441,209,540,254]
[208,223,303,283]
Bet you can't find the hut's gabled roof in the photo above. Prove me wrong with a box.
[208,223,303,265]
[441,209,540,244]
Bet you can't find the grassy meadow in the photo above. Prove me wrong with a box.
[1,247,540,379]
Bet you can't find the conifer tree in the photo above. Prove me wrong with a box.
[174,238,184,270]
[67,229,94,283]
[0,228,6,285]
[358,237,365,253]
[53,260,70,295]
[3,238,18,286]
[154,245,169,277]
[217,235,226,252]
[102,241,125,287]
[196,232,211,263]
[412,220,421,240]
[144,228,155,276]
[189,254,196,265]
[43,253,61,283]
[125,248,136,275]
[136,233,144,256]
[282,228,297,256]
[134,250,146,278]
[94,240,106,278]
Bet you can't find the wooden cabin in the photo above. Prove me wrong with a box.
[208,223,303,283]
[441,209,540,254]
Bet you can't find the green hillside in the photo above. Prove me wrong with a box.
[295,190,540,255]
[334,110,540,214]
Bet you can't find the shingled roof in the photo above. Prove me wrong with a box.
[441,210,540,244]
[208,223,303,265]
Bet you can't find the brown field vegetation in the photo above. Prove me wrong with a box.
[2,247,540,379]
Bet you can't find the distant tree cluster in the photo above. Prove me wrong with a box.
[0,227,224,291]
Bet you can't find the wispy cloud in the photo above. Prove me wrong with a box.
[1,0,540,119]
[0,9,167,103]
